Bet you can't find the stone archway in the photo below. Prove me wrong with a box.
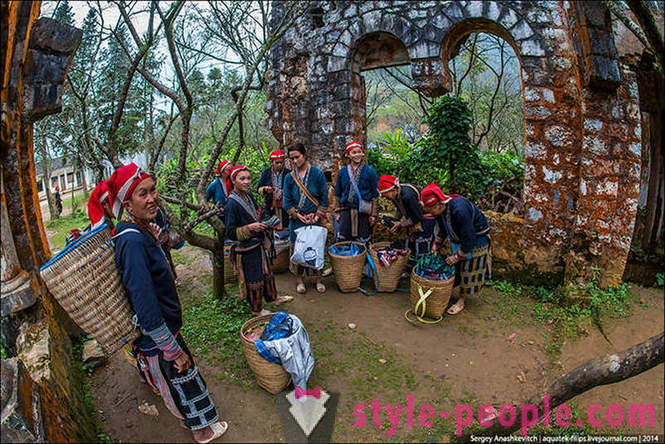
[266,1,643,287]
[348,31,412,152]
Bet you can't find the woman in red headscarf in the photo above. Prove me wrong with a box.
[87,180,114,229]
[420,184,490,315]
[378,175,435,258]
[109,163,228,443]
[206,160,232,212]
[332,141,379,245]
[225,165,292,315]
[257,149,290,228]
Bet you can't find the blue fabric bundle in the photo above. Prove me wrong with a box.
[329,242,365,256]
[254,312,293,364]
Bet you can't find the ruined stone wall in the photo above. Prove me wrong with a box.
[266,1,643,286]
[2,2,96,441]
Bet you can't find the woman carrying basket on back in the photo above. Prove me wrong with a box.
[283,143,329,294]
[225,165,293,316]
[420,184,490,315]
[333,141,379,245]
[108,163,227,443]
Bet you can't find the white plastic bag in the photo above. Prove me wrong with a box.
[290,225,327,270]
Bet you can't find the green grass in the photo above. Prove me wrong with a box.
[488,277,636,357]
[180,286,256,387]
[71,337,111,442]
[45,208,90,251]
[171,247,199,267]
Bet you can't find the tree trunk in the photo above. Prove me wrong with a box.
[460,332,664,439]
[211,229,226,300]
[38,134,57,220]
[81,166,89,199]
[643,108,664,253]
[70,168,76,213]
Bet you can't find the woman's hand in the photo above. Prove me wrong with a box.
[335,211,341,223]
[297,213,309,224]
[149,222,163,240]
[263,186,274,194]
[431,242,439,255]
[173,352,192,373]
[247,222,268,232]
[446,251,466,265]
[388,221,401,233]
[369,215,376,226]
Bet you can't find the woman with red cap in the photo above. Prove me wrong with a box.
[206,160,232,212]
[333,141,379,245]
[225,165,293,315]
[109,163,228,443]
[420,184,490,315]
[257,149,290,228]
[378,175,435,258]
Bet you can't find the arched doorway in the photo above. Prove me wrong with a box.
[446,30,525,215]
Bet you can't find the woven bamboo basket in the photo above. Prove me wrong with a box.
[271,248,290,273]
[329,241,366,293]
[369,242,410,292]
[39,225,139,355]
[409,271,454,319]
[240,315,291,394]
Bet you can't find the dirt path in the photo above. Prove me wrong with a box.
[89,246,664,442]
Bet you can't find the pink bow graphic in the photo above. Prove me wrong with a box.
[294,386,321,399]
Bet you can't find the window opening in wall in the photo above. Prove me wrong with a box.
[310,7,324,29]
[447,32,525,215]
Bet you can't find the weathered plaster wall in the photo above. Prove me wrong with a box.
[266,0,643,287]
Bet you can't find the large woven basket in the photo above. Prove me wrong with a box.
[40,224,139,355]
[271,248,290,273]
[240,315,291,394]
[224,242,237,284]
[409,271,454,319]
[369,242,410,292]
[329,241,366,293]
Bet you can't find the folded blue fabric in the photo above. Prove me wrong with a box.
[254,312,293,364]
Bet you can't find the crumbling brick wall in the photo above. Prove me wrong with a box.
[266,1,643,287]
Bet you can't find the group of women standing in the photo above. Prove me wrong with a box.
[85,139,490,443]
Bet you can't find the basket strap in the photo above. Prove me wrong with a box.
[414,285,433,318]
[358,251,379,296]
[112,228,142,239]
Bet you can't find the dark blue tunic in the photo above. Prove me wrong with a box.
[114,221,182,357]
[257,167,290,221]
[334,164,379,208]
[205,178,228,207]
[283,166,329,242]
[435,197,490,253]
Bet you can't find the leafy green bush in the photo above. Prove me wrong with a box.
[655,272,665,288]
[367,96,524,204]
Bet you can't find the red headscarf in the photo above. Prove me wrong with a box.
[344,141,363,156]
[269,150,285,160]
[216,160,231,176]
[228,165,249,186]
[378,175,399,195]
[106,163,151,218]
[420,184,453,208]
[87,180,111,228]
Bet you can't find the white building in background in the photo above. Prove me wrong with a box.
[35,152,147,199]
